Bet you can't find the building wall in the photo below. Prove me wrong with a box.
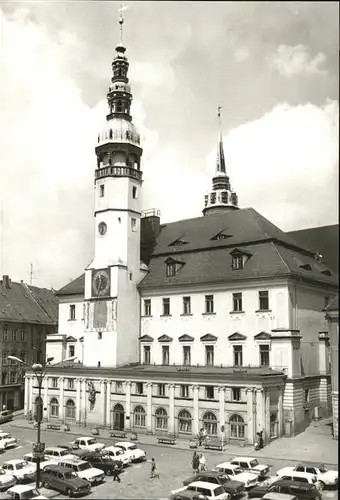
[58,296,85,339]
[327,311,339,440]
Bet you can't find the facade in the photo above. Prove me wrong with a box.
[0,275,58,410]
[325,295,339,440]
[26,18,338,443]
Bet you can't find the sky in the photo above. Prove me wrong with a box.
[0,1,338,289]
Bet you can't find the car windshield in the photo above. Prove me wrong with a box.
[14,462,26,470]
[319,465,327,473]
[60,450,69,456]
[218,475,228,483]
[127,444,137,451]
[22,489,40,499]
[116,450,123,456]
[78,463,91,471]
[250,460,259,467]
[87,439,97,445]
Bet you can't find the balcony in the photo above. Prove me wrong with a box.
[95,166,143,181]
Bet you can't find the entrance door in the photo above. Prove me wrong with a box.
[112,404,125,430]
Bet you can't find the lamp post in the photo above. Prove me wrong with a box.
[8,355,77,489]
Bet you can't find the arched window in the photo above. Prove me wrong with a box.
[65,399,76,419]
[203,411,217,435]
[133,406,146,427]
[155,407,168,430]
[229,414,245,439]
[116,101,123,113]
[113,403,124,413]
[50,398,59,418]
[178,409,192,433]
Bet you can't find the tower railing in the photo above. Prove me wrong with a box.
[95,166,142,181]
[141,208,161,218]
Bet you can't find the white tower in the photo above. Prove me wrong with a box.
[83,13,147,367]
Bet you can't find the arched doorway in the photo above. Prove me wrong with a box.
[112,403,125,431]
[202,411,218,435]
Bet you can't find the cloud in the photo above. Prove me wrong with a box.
[267,44,327,78]
[234,47,250,63]
[129,61,177,92]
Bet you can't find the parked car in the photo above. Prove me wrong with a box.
[114,442,146,462]
[101,446,131,467]
[183,471,244,498]
[0,469,16,491]
[230,457,270,479]
[84,453,121,476]
[41,465,91,497]
[1,485,47,499]
[275,471,321,489]
[276,465,338,488]
[59,458,104,485]
[170,491,209,500]
[248,479,322,500]
[23,454,57,472]
[185,481,230,500]
[58,444,90,460]
[71,438,105,453]
[44,448,76,463]
[0,412,13,425]
[215,463,259,489]
[261,493,297,500]
[2,461,36,484]
[0,434,17,450]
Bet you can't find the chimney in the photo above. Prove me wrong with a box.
[2,275,10,289]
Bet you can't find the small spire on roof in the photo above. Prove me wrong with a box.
[118,4,129,44]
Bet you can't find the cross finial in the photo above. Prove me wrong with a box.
[118,4,129,43]
[217,105,222,131]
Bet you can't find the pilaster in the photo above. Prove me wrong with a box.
[59,377,64,422]
[81,378,87,425]
[76,378,81,424]
[24,376,29,416]
[100,380,107,427]
[146,382,153,434]
[218,386,225,439]
[246,388,254,444]
[318,332,330,375]
[124,381,131,431]
[270,329,302,378]
[192,385,199,436]
[257,388,265,437]
[168,384,175,434]
[106,380,112,429]
[264,388,270,444]
[43,377,48,420]
[278,385,284,437]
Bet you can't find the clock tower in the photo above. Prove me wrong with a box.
[83,14,147,368]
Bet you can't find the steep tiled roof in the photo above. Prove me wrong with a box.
[0,280,58,325]
[57,274,85,296]
[287,225,339,275]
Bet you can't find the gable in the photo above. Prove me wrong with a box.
[66,336,77,342]
[254,332,271,340]
[157,334,173,342]
[200,334,218,342]
[178,334,194,342]
[228,332,246,341]
[139,335,154,342]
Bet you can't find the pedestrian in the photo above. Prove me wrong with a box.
[198,453,206,472]
[198,428,203,446]
[112,462,121,483]
[150,457,160,479]
[192,451,199,473]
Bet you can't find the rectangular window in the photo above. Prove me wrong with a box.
[131,218,137,232]
[259,290,269,311]
[183,296,191,315]
[180,384,189,398]
[98,332,102,340]
[166,262,176,277]
[162,345,169,365]
[10,372,16,384]
[183,346,191,366]
[305,389,310,403]
[51,377,58,388]
[136,382,143,395]
[143,345,151,364]
[233,345,243,366]
[205,295,214,313]
[69,305,76,320]
[99,184,105,197]
[68,345,75,358]
[232,292,243,312]
[260,345,270,366]
[143,299,151,316]
[158,383,165,396]
[162,298,171,316]
[67,379,74,390]
[116,381,123,393]
[1,372,7,385]
[232,254,244,270]
[21,329,26,342]
[12,330,17,341]
[3,325,8,342]
[132,186,137,199]
[205,345,214,366]
[232,387,241,401]
[205,386,214,399]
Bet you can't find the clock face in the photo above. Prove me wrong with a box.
[92,269,110,297]
[98,222,107,236]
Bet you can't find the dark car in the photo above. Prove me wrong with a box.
[170,491,209,500]
[248,480,322,500]
[84,453,122,476]
[183,471,245,498]
[41,465,91,497]
[59,444,90,459]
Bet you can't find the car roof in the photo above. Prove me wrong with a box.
[76,437,95,440]
[60,458,84,464]
[274,480,315,489]
[4,460,26,464]
[173,491,207,499]
[114,441,134,446]
[45,446,67,451]
[194,471,224,477]
[232,457,258,461]
[189,481,221,489]
[281,471,315,478]
[262,493,297,500]
[8,485,36,493]
[104,446,122,452]
[43,466,73,473]
[216,462,241,469]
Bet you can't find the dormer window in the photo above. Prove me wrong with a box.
[211,231,232,241]
[300,264,312,271]
[169,237,188,247]
[232,254,244,270]
[166,262,177,277]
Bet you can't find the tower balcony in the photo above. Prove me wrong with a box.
[95,165,143,182]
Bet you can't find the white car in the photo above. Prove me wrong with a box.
[2,460,36,484]
[186,481,230,500]
[0,433,17,450]
[102,446,131,467]
[4,485,47,499]
[215,463,259,489]
[114,441,146,462]
[44,447,77,463]
[72,437,105,452]
[59,458,104,485]
[230,457,270,478]
[0,468,16,491]
[278,464,338,487]
[275,469,321,489]
[23,454,58,472]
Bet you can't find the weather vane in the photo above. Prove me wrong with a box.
[217,105,222,129]
[118,4,129,43]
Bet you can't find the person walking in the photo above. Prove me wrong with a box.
[198,453,206,472]
[192,451,199,473]
[112,462,121,483]
[150,457,159,478]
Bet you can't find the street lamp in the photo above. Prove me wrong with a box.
[8,355,77,488]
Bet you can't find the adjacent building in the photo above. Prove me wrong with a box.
[0,276,58,410]
[26,18,338,444]
[325,294,339,440]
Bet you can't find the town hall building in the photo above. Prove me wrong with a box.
[26,17,338,445]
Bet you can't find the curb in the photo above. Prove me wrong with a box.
[10,421,338,469]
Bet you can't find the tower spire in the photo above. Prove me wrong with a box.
[202,107,239,216]
[118,4,128,44]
